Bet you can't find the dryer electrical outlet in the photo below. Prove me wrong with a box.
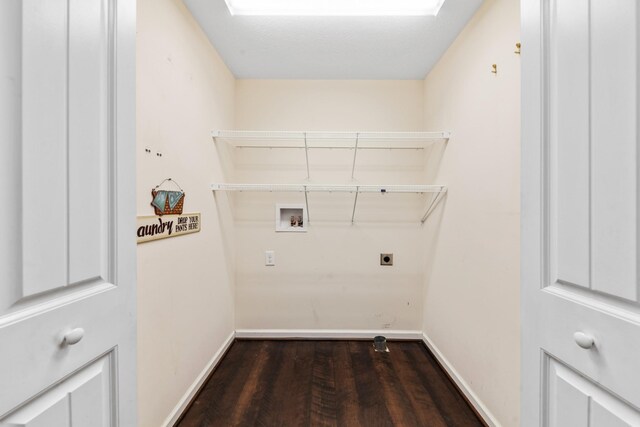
[380,253,393,266]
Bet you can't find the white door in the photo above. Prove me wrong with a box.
[0,0,136,425]
[522,0,640,426]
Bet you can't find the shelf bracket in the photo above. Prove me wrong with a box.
[351,132,360,180]
[421,189,447,223]
[303,132,310,180]
[304,185,310,225]
[351,185,360,224]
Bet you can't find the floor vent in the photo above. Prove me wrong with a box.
[373,335,389,353]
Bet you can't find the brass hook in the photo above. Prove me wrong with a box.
[491,64,497,74]
[515,42,521,54]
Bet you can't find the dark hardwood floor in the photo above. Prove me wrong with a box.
[176,340,485,427]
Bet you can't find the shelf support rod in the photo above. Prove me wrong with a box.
[351,186,360,224]
[303,132,310,180]
[304,185,311,225]
[421,189,447,223]
[351,132,360,180]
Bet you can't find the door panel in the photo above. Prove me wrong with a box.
[550,0,591,289]
[68,0,110,285]
[0,0,136,424]
[589,1,638,300]
[539,287,640,409]
[0,287,118,417]
[548,0,639,302]
[0,0,23,313]
[522,0,640,425]
[2,354,113,427]
[20,0,110,300]
[547,357,640,427]
[21,0,70,294]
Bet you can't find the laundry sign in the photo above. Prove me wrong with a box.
[137,213,201,244]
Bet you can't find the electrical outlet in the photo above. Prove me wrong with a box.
[265,250,275,266]
[380,253,393,266]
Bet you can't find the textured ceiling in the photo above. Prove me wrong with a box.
[183,0,483,80]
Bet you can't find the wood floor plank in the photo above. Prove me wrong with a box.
[404,342,485,427]
[309,341,338,426]
[347,341,395,427]
[390,342,449,427]
[226,341,271,426]
[371,345,421,426]
[177,341,258,427]
[251,340,301,426]
[176,340,485,427]
[332,342,360,426]
[279,340,316,426]
[239,341,286,426]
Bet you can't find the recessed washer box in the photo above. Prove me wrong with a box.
[276,204,307,232]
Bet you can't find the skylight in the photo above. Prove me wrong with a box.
[223,0,446,17]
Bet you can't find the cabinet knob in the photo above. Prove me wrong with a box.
[574,331,595,349]
[62,328,85,346]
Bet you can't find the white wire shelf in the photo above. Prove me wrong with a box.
[211,183,445,193]
[212,130,450,149]
[211,183,447,223]
[212,130,451,180]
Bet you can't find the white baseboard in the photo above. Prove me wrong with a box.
[235,329,423,340]
[421,333,500,427]
[163,330,236,427]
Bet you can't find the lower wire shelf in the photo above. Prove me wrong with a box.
[211,183,447,224]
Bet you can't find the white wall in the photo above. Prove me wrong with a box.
[136,0,236,425]
[233,80,429,331]
[421,0,521,426]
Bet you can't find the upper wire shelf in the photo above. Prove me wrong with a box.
[211,130,450,150]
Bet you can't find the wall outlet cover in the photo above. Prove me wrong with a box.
[265,250,275,266]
